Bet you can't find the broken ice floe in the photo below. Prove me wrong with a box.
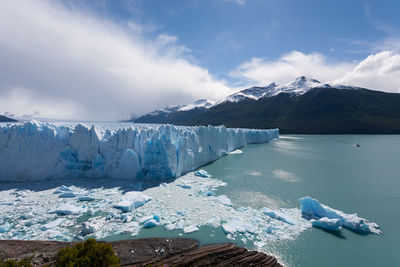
[229,149,243,155]
[194,169,211,178]
[0,172,310,245]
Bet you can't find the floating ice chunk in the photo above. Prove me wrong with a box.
[262,207,294,225]
[194,170,211,178]
[114,201,135,213]
[19,214,33,220]
[59,192,77,198]
[114,191,151,212]
[311,217,342,231]
[299,196,381,234]
[139,214,160,229]
[183,225,199,233]
[265,226,275,234]
[216,195,232,206]
[142,219,158,228]
[53,185,74,194]
[229,149,243,155]
[164,224,176,231]
[82,218,106,234]
[222,219,255,234]
[177,184,191,189]
[49,204,85,216]
[0,222,11,233]
[153,214,161,223]
[78,195,95,201]
[205,218,220,227]
[40,218,66,231]
[140,214,160,225]
[120,214,133,223]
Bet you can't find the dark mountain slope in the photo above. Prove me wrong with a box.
[0,115,17,122]
[135,88,400,134]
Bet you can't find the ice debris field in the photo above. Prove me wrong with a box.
[0,121,278,181]
[0,121,381,251]
[0,171,381,247]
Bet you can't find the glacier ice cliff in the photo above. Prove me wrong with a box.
[0,121,278,181]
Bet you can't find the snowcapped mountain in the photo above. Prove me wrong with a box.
[220,76,361,104]
[0,115,17,122]
[178,99,216,111]
[136,76,360,119]
[134,99,216,120]
[133,76,400,134]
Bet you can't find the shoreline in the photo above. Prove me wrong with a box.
[0,238,282,266]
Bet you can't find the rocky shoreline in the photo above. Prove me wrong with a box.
[0,238,282,266]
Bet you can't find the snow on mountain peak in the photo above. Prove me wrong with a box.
[221,76,328,104]
[138,76,362,118]
[178,99,216,112]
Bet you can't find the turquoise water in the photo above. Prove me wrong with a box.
[124,135,399,266]
[201,135,400,266]
[1,134,396,266]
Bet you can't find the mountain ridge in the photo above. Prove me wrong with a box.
[132,77,400,134]
[0,115,17,122]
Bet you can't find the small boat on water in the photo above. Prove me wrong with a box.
[353,143,360,147]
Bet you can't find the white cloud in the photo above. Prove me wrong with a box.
[231,50,400,93]
[337,51,400,93]
[230,51,355,85]
[0,0,232,120]
[156,34,178,46]
[221,0,246,5]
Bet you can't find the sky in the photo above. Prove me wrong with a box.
[1,0,400,120]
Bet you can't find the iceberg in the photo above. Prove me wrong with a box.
[311,217,342,232]
[222,219,256,234]
[59,192,77,198]
[114,191,151,212]
[183,225,199,234]
[194,169,211,178]
[140,215,160,228]
[0,121,278,181]
[0,222,11,233]
[78,195,95,201]
[262,207,294,225]
[299,196,381,234]
[48,203,86,216]
[229,149,243,155]
[142,219,158,228]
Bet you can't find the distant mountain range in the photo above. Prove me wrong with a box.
[0,115,17,122]
[132,76,400,134]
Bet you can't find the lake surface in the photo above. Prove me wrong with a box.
[203,135,400,266]
[0,134,398,266]
[136,135,399,266]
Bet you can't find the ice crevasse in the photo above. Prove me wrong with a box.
[0,121,279,181]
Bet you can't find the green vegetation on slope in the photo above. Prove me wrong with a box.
[55,238,120,267]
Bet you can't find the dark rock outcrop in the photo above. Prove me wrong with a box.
[0,238,282,266]
[0,115,17,122]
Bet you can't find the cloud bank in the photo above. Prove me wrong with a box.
[0,0,231,120]
[231,50,400,93]
[1,0,400,121]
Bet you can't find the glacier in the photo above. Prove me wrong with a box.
[299,196,381,234]
[0,120,278,181]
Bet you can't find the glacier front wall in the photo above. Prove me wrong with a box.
[0,121,279,181]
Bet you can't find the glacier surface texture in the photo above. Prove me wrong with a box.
[0,121,278,181]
